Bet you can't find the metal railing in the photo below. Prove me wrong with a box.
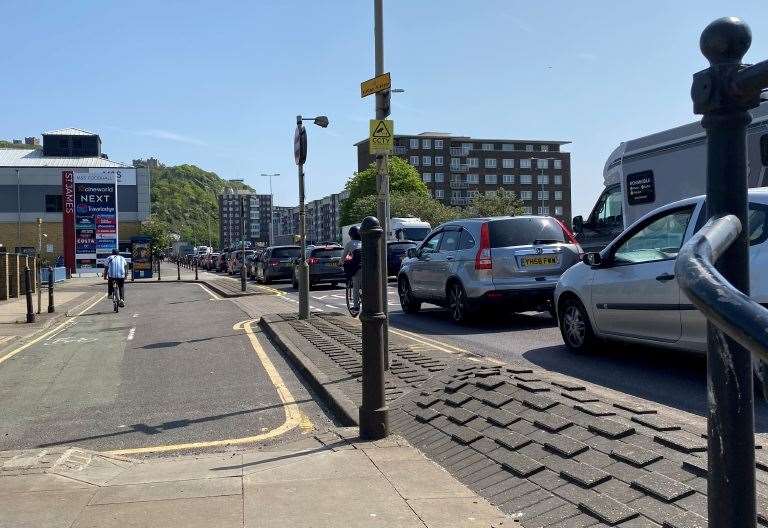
[450,197,469,206]
[676,215,768,363]
[449,165,468,173]
[449,181,469,189]
[449,147,469,157]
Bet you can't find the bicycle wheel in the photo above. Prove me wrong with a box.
[113,293,119,313]
[345,279,358,317]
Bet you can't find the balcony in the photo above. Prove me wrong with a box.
[450,197,469,206]
[394,146,407,155]
[449,147,469,157]
[450,181,469,190]
[450,165,469,173]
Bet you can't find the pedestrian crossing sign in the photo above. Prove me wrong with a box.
[369,119,394,154]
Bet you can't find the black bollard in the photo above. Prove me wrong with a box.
[691,16,768,527]
[240,260,246,292]
[177,259,180,281]
[195,260,199,281]
[24,267,35,323]
[47,266,54,313]
[358,216,389,440]
[157,258,161,281]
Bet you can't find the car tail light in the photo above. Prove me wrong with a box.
[307,257,319,265]
[555,218,584,256]
[475,222,492,270]
[269,258,280,267]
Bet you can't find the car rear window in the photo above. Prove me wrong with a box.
[272,247,301,258]
[488,217,565,248]
[312,248,342,258]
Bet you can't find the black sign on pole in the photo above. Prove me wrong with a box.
[294,122,307,166]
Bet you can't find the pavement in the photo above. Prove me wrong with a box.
[141,262,278,298]
[261,310,768,527]
[0,429,510,528]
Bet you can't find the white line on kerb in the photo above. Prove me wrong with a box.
[127,327,136,341]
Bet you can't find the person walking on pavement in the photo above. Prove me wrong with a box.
[103,248,127,307]
[342,225,363,315]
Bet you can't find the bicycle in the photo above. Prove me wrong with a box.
[112,285,121,313]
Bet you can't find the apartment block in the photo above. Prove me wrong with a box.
[273,189,349,245]
[218,189,272,248]
[355,132,572,222]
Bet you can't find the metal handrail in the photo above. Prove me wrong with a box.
[676,214,768,363]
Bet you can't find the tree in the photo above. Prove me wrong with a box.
[339,157,428,225]
[138,215,173,255]
[464,188,525,218]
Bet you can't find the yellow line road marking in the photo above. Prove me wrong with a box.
[0,293,105,367]
[105,319,309,455]
[390,327,469,355]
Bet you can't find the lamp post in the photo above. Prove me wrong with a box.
[294,114,330,320]
[16,168,21,250]
[261,173,280,246]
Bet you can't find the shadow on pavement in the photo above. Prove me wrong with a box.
[523,342,768,433]
[389,309,557,336]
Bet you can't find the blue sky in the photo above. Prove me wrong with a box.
[2,1,767,216]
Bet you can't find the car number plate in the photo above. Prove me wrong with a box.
[521,255,559,268]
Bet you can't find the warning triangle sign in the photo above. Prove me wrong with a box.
[372,121,391,138]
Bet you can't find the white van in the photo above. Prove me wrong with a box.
[341,218,432,246]
[574,101,768,252]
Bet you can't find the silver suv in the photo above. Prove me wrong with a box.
[397,216,582,323]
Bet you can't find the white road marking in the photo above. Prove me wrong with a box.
[325,304,339,309]
[132,313,140,318]
[127,327,136,341]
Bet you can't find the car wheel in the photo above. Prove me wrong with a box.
[398,278,421,314]
[559,297,597,352]
[447,282,469,323]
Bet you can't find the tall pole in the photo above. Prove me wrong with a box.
[298,150,309,319]
[374,0,390,365]
[16,168,21,250]
[37,218,42,314]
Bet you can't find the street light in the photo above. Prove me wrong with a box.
[261,173,280,246]
[294,115,330,320]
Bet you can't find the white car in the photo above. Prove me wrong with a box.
[555,188,768,354]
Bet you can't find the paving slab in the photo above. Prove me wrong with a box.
[407,497,509,528]
[0,489,96,528]
[89,476,242,505]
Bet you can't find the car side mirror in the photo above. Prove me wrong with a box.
[582,252,602,267]
[406,248,417,258]
[572,215,584,234]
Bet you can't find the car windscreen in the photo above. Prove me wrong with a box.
[489,217,565,248]
[399,227,431,241]
[312,248,342,258]
[271,247,301,258]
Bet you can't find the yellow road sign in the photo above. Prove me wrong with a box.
[369,119,394,154]
[361,72,391,98]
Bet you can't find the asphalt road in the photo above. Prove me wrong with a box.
[0,281,334,454]
[261,276,768,432]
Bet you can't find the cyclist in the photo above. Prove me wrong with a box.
[103,248,127,307]
[342,226,362,315]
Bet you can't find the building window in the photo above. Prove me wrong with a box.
[410,155,419,166]
[434,139,443,149]
[451,190,462,198]
[485,174,497,184]
[466,174,479,184]
[504,189,516,198]
[484,158,497,169]
[422,156,432,166]
[485,190,496,197]
[554,174,563,185]
[502,159,514,169]
[525,144,534,152]
[450,158,460,169]
[422,139,431,149]
[538,190,549,201]
[536,159,549,169]
[467,157,479,168]
[519,159,531,169]
[520,174,533,184]
[502,143,514,151]
[435,189,444,199]
[434,156,444,166]
[422,172,432,182]
[410,138,419,149]
[45,194,63,212]
[554,159,562,169]
[503,174,514,184]
[537,174,549,185]
[482,143,493,151]
[555,190,563,201]
[524,206,533,214]
[538,206,550,215]
[520,190,533,201]
[541,145,549,152]
[434,172,445,182]
[394,146,406,154]
[462,142,473,150]
[555,206,563,216]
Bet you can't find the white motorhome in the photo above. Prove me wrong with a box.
[574,101,768,252]
[341,218,432,246]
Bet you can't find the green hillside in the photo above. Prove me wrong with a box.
[149,164,252,248]
[0,140,40,150]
